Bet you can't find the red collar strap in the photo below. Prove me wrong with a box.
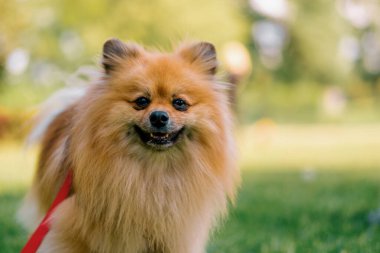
[21,170,73,253]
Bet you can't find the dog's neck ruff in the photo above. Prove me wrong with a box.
[21,170,73,253]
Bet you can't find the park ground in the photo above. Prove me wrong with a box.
[1,123,380,253]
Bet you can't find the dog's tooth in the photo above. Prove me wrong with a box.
[150,133,154,138]
[165,134,169,138]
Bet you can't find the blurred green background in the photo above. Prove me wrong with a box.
[1,0,380,252]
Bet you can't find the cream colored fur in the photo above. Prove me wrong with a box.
[19,39,239,253]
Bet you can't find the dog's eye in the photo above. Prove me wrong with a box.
[134,97,150,109]
[172,98,188,111]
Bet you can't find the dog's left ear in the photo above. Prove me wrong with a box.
[177,42,218,76]
[102,38,141,74]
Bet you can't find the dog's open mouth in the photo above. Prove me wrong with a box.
[134,126,184,148]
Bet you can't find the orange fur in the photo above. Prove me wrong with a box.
[20,39,239,253]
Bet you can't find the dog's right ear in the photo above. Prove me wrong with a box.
[102,38,141,74]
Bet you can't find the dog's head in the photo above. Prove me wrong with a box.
[84,38,228,153]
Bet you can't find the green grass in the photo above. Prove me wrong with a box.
[0,142,33,253]
[0,189,28,253]
[208,170,380,253]
[1,124,380,252]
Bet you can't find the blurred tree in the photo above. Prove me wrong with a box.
[2,0,380,123]
[1,0,247,74]
[243,0,350,84]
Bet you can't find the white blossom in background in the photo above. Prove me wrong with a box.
[252,21,287,69]
[361,32,380,74]
[5,48,30,75]
[336,0,374,29]
[337,1,380,74]
[249,0,290,20]
[338,35,360,62]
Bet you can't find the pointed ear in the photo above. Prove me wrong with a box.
[177,42,218,76]
[102,38,141,74]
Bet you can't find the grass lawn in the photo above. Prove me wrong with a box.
[1,124,380,252]
[209,170,380,253]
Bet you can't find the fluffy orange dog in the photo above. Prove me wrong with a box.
[19,38,238,253]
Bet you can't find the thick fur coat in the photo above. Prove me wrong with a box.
[19,39,239,253]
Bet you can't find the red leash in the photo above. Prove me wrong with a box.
[21,170,73,253]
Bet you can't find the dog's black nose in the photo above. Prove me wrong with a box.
[149,111,169,128]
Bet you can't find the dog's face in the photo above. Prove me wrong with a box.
[99,39,222,151]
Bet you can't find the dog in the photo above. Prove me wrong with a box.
[18,38,239,253]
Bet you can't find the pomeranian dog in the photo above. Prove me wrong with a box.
[19,38,238,253]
